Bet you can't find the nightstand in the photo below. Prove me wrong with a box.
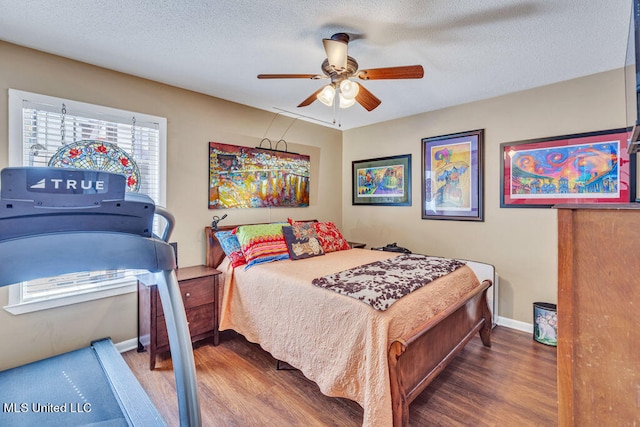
[348,241,366,249]
[137,265,221,370]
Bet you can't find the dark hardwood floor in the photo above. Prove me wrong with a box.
[123,326,557,426]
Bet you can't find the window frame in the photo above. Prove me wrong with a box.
[4,89,168,315]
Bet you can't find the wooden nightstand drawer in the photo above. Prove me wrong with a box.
[156,303,215,348]
[155,277,214,316]
[137,265,221,370]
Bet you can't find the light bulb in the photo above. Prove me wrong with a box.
[339,94,357,108]
[317,85,336,106]
[339,80,360,100]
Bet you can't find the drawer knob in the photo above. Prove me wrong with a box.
[185,292,191,298]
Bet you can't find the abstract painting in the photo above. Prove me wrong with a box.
[500,128,635,207]
[422,129,484,221]
[352,154,411,206]
[209,142,310,209]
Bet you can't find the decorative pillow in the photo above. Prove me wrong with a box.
[235,223,290,268]
[314,221,351,253]
[282,224,325,260]
[287,218,318,226]
[214,230,246,268]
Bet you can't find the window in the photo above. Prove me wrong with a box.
[5,89,167,315]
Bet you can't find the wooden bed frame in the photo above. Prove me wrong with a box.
[205,225,492,427]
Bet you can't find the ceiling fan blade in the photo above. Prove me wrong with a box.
[297,87,324,107]
[322,33,349,73]
[257,74,323,79]
[357,65,424,80]
[355,84,382,111]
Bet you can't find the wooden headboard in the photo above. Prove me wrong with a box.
[205,225,236,268]
[205,219,318,268]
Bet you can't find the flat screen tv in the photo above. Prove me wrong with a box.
[626,0,640,152]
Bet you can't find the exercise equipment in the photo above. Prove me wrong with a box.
[0,167,201,426]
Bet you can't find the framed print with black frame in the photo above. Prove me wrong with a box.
[500,128,636,208]
[422,129,484,221]
[352,154,411,206]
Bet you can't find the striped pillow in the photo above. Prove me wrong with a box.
[235,223,289,269]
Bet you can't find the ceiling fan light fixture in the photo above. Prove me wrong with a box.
[322,37,348,72]
[317,84,336,106]
[339,94,357,109]
[339,79,360,100]
[258,32,423,113]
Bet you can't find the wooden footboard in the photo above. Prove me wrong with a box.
[388,279,492,427]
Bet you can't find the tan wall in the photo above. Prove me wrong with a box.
[0,41,342,369]
[342,69,627,324]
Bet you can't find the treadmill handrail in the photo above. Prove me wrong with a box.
[155,205,175,243]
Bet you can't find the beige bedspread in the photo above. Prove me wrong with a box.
[218,248,482,426]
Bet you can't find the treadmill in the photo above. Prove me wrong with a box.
[0,167,201,426]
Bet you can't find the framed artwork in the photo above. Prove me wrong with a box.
[500,128,636,208]
[352,154,411,206]
[422,129,484,221]
[209,142,310,209]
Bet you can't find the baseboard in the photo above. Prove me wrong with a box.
[496,316,533,334]
[115,337,139,353]
[115,320,534,351]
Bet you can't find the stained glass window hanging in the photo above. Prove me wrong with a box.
[48,140,141,192]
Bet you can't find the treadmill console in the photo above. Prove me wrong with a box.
[0,167,155,241]
[1,167,125,207]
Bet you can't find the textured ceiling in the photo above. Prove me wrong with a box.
[0,0,633,130]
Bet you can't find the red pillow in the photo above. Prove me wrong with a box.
[287,218,317,225]
[314,221,350,253]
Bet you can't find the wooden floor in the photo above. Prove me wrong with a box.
[123,326,557,426]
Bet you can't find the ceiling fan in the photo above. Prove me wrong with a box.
[257,33,424,112]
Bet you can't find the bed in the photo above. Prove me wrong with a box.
[205,224,492,427]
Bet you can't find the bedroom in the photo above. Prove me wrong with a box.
[0,1,636,426]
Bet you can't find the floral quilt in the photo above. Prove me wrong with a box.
[312,254,466,311]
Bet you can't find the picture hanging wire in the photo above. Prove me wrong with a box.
[256,112,299,154]
[272,107,336,127]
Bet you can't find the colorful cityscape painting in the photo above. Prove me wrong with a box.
[208,142,310,209]
[509,141,620,199]
[500,129,634,207]
[355,164,405,198]
[352,154,411,206]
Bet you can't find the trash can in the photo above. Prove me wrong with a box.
[533,302,557,346]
